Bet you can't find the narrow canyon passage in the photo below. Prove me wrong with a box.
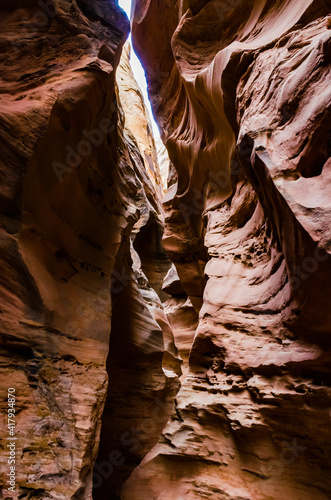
[0,1,330,500]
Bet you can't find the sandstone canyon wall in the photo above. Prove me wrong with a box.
[0,1,180,499]
[0,0,331,500]
[122,0,331,499]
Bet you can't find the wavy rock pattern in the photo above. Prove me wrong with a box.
[124,1,331,499]
[1,0,331,499]
[0,1,179,498]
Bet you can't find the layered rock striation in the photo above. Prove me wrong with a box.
[0,1,180,499]
[124,1,331,499]
[1,0,331,499]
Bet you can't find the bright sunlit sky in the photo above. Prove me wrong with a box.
[118,0,160,138]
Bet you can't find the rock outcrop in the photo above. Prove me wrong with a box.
[123,1,331,499]
[0,1,180,499]
[1,0,331,499]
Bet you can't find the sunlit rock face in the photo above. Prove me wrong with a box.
[0,1,180,498]
[125,1,331,499]
[117,42,163,194]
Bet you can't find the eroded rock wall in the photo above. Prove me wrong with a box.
[125,1,331,499]
[0,1,179,498]
[93,45,181,499]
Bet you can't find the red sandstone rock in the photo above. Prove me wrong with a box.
[1,0,331,499]
[0,1,180,498]
[124,1,331,498]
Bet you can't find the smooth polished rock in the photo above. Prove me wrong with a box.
[125,1,331,498]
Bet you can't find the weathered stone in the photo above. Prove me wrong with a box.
[124,1,331,498]
[0,2,180,498]
[1,1,331,499]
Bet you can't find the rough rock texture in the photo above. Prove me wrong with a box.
[0,1,180,499]
[124,1,331,499]
[1,0,331,499]
[93,44,181,499]
[162,264,199,380]
[117,42,163,194]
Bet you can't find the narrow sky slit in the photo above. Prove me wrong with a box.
[118,0,160,138]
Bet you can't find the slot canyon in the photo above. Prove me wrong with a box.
[0,0,330,499]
